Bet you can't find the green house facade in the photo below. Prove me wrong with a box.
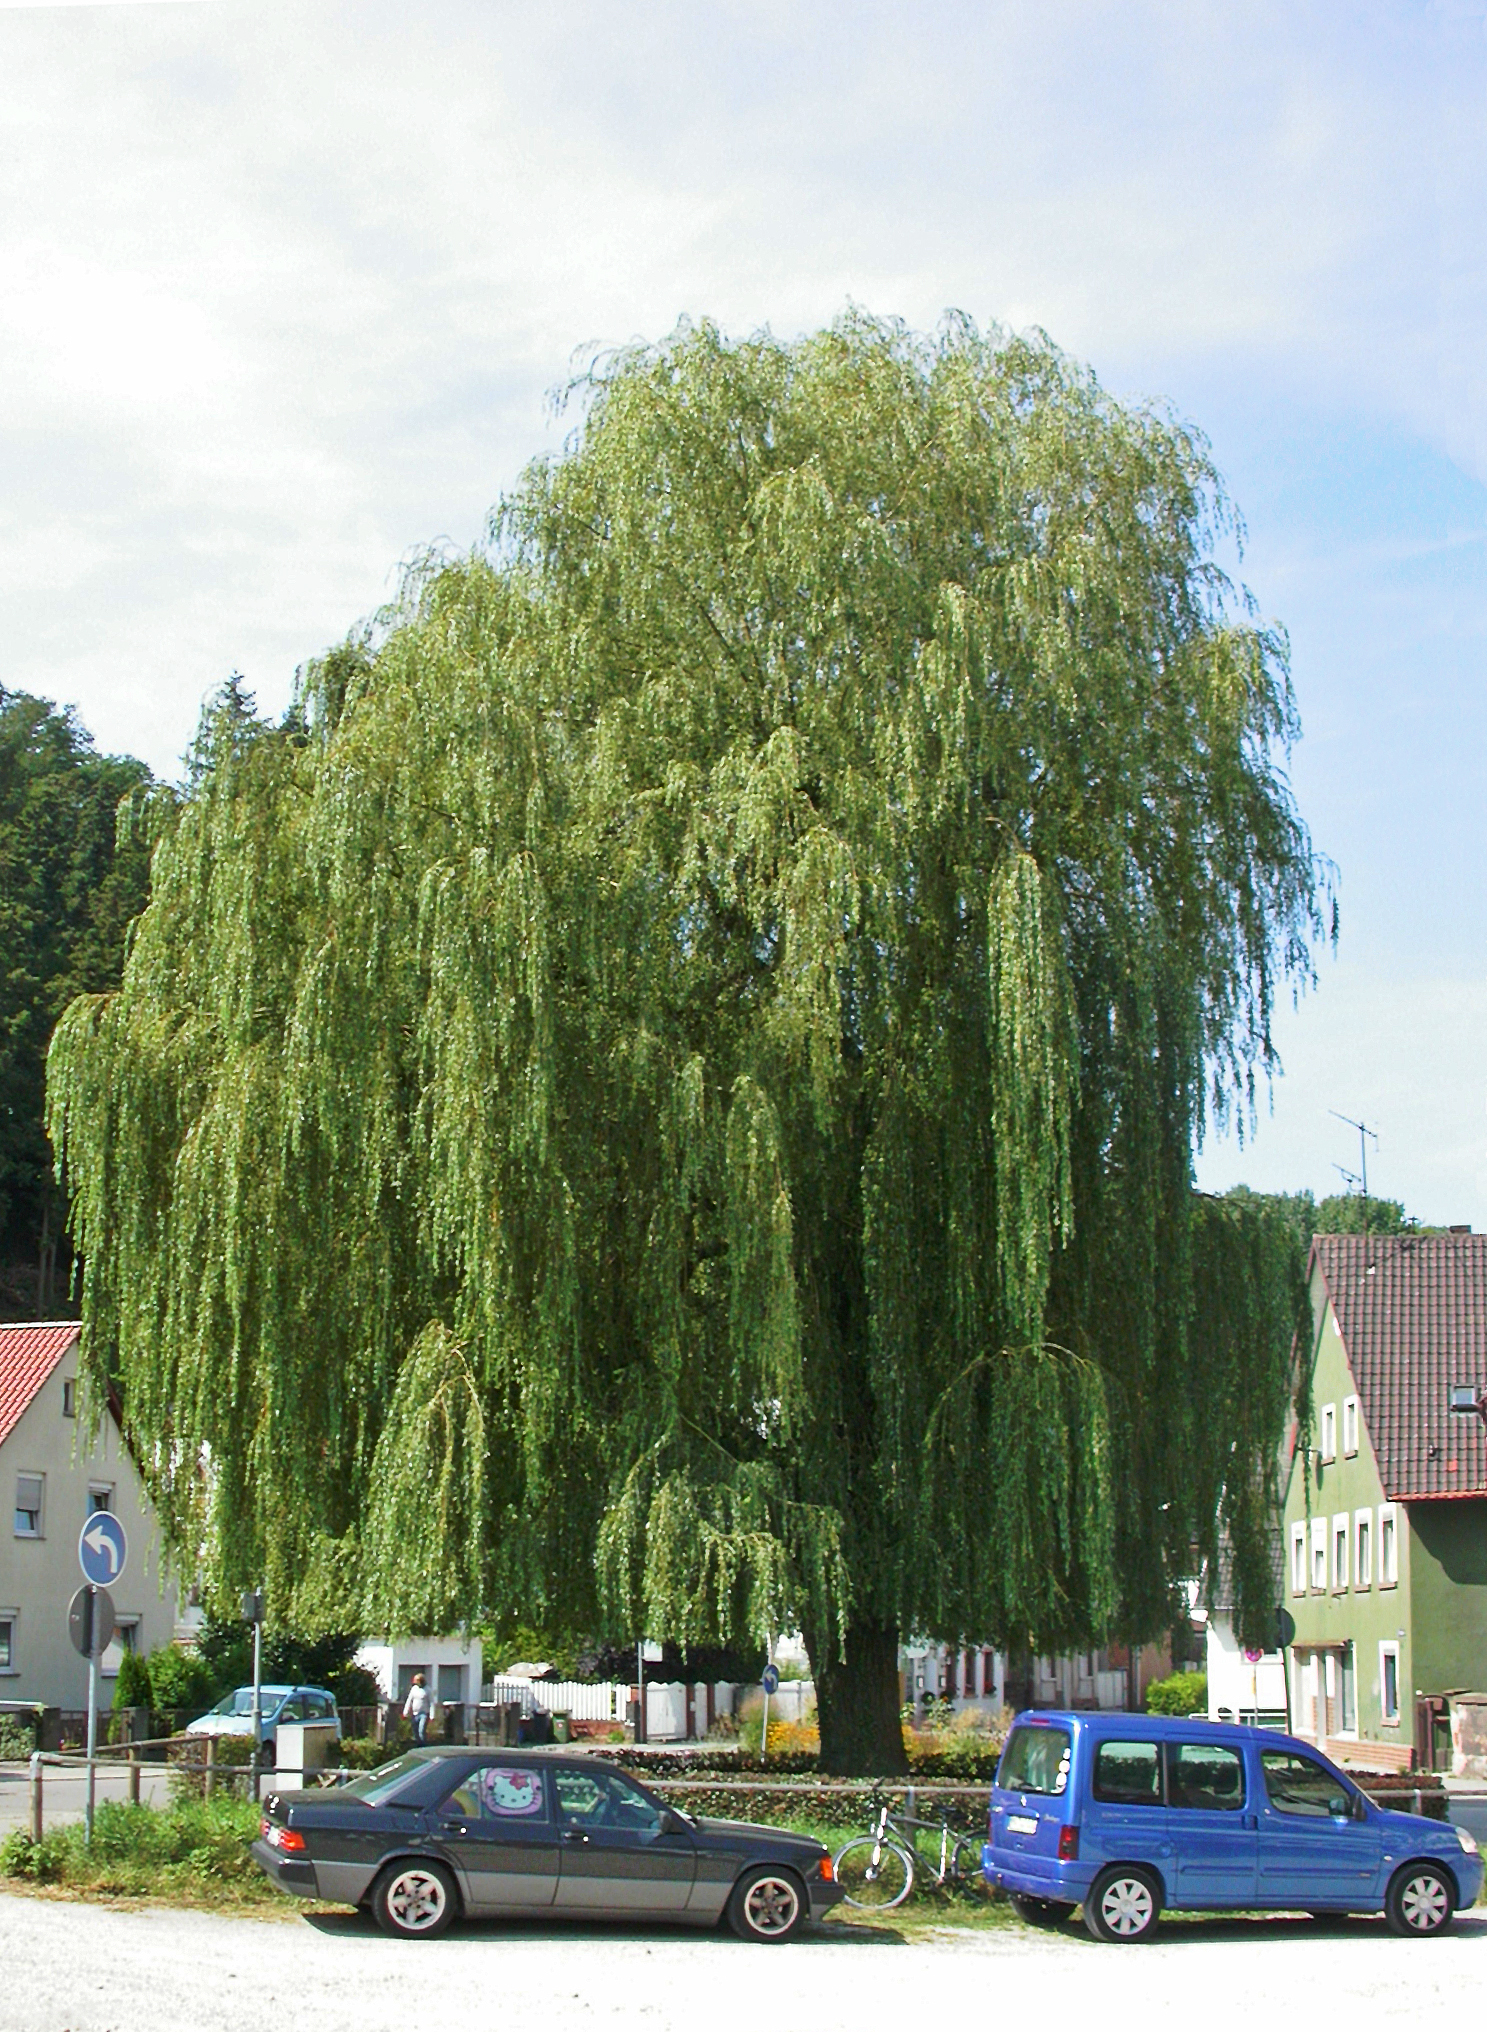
[1281,1234,1487,1773]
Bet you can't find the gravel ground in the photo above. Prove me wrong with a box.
[2,1894,1484,2032]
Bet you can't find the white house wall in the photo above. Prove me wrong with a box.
[1,1356,176,1708]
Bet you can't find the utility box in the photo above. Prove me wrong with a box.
[275,1721,338,1787]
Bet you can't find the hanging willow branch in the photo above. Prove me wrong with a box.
[49,313,1325,1687]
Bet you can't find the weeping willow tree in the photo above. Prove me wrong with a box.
[49,314,1325,1769]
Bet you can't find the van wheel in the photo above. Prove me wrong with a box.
[1385,1862,1455,1937]
[1012,1895,1074,1927]
[1083,1866,1160,1943]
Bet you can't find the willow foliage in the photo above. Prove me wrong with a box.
[49,315,1324,1750]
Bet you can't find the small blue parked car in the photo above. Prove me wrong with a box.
[982,1709,1482,1942]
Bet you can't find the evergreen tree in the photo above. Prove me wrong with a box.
[0,690,156,1316]
[50,316,1326,1768]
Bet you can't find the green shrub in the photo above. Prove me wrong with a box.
[0,1710,39,1759]
[146,1646,217,1716]
[169,1732,258,1799]
[336,1735,404,1770]
[1144,1669,1207,1716]
[1,1797,268,1898]
[112,1648,153,1712]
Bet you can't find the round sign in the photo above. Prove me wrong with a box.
[761,1663,781,1695]
[1243,1645,1265,1664]
[79,1510,128,1587]
[68,1583,115,1660]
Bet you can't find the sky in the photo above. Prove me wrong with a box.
[2,0,1485,1227]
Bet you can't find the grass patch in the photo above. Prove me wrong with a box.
[0,1796,296,1912]
[0,1797,1007,1930]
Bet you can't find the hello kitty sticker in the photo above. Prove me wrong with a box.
[481,1765,545,1817]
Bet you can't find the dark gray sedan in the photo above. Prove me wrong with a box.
[253,1747,844,1942]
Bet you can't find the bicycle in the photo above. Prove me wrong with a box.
[833,1786,984,1908]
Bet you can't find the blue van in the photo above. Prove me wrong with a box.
[983,1709,1482,1942]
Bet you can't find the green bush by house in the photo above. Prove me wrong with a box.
[1143,1670,1207,1716]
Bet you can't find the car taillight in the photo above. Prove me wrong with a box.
[1057,1825,1079,1861]
[817,1856,834,1882]
[268,1824,306,1854]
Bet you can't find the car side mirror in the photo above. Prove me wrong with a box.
[658,1808,687,1836]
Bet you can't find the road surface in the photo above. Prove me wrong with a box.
[1,1893,1484,2032]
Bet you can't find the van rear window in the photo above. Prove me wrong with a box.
[998,1724,1072,1796]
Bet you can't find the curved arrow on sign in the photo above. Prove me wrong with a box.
[83,1520,120,1576]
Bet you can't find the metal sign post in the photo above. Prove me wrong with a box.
[760,1661,780,1764]
[241,1589,265,1799]
[68,1584,115,1846]
[72,1513,127,1846]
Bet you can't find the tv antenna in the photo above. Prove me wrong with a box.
[1329,1111,1378,1231]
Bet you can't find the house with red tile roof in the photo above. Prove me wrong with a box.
[1,1322,177,1712]
[1280,1233,1487,1774]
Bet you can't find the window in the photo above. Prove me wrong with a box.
[1355,1511,1372,1589]
[1290,1522,1307,1596]
[1378,1504,1398,1587]
[1380,1642,1400,1725]
[997,1725,1072,1796]
[62,1378,76,1419]
[1342,1395,1359,1456]
[1093,1740,1162,1806]
[1261,1749,1353,1818]
[1310,1516,1328,1591]
[441,1765,546,1821]
[1319,1403,1337,1462]
[1340,1644,1356,1733]
[0,1615,14,1672]
[397,1663,431,1702]
[553,1765,661,1835]
[101,1619,139,1678]
[87,1484,113,1515]
[437,1664,463,1707]
[1167,1742,1245,1811]
[14,1473,43,1538]
[1332,1514,1349,1592]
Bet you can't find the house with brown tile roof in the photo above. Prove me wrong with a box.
[1,1323,177,1713]
[1280,1234,1487,1773]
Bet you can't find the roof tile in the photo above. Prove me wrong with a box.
[0,1322,81,1449]
[1314,1235,1487,1500]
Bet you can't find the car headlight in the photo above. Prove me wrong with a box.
[1457,1827,1479,1856]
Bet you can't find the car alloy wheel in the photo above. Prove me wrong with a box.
[729,1866,805,1942]
[375,1861,456,1939]
[1084,1867,1158,1943]
[1386,1863,1454,1937]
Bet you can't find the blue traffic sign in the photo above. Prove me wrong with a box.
[79,1510,127,1587]
[761,1663,781,1696]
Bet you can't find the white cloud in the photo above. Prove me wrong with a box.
[0,0,1483,1224]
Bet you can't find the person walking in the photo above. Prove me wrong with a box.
[403,1672,432,1745]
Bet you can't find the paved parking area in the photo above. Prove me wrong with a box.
[1,1893,1485,2032]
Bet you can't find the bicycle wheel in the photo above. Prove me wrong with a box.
[833,1836,915,1909]
[949,1836,986,1889]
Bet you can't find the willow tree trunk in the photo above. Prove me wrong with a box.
[807,1619,908,1775]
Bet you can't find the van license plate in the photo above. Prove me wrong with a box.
[1007,1814,1038,1835]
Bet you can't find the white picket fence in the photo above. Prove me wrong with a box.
[483,1675,815,1740]
[487,1678,628,1722]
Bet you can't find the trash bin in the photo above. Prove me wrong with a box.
[551,1710,571,1744]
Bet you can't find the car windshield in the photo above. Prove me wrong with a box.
[210,1688,285,1718]
[998,1724,1072,1796]
[335,1754,430,1805]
